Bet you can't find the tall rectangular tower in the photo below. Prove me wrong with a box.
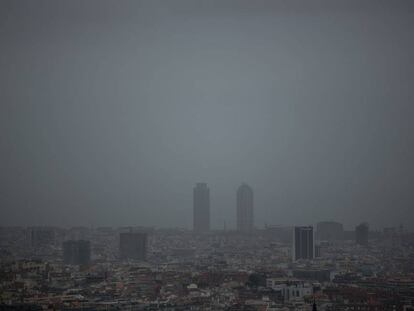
[193,183,210,232]
[293,226,314,261]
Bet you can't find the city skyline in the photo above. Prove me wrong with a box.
[2,0,414,231]
[0,180,389,231]
[0,182,406,230]
[1,1,414,309]
[0,181,397,231]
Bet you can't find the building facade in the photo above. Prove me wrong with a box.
[293,226,314,261]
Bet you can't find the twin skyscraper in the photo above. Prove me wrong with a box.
[193,183,254,233]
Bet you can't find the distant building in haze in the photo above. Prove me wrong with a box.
[63,240,91,265]
[316,221,344,241]
[119,232,147,260]
[355,223,369,246]
[27,227,55,248]
[193,183,210,232]
[293,226,314,261]
[237,183,254,233]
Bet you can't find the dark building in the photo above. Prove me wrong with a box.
[237,183,254,233]
[193,182,210,232]
[119,232,147,260]
[316,221,344,241]
[293,226,314,261]
[355,223,369,246]
[62,240,91,265]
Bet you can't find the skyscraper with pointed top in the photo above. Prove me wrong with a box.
[237,183,254,233]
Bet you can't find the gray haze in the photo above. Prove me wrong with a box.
[1,0,414,230]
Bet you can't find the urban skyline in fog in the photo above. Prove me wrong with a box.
[1,0,414,230]
[0,180,405,231]
[1,1,414,310]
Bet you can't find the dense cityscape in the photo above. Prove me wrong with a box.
[1,183,413,310]
[2,1,414,310]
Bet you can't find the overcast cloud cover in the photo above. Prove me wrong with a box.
[1,0,414,230]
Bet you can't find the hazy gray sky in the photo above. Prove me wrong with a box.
[1,0,413,230]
